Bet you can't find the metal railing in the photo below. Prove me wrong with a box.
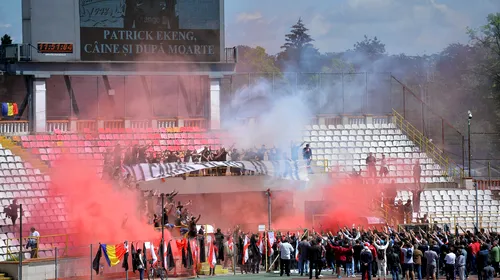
[5,234,70,261]
[0,44,32,63]
[224,47,237,63]
[392,109,463,179]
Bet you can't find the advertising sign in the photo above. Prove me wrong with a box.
[79,0,221,62]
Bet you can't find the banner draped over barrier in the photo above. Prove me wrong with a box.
[123,160,309,182]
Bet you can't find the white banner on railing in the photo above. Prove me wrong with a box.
[123,160,309,182]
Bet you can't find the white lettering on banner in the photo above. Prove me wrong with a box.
[102,30,197,41]
[122,160,309,182]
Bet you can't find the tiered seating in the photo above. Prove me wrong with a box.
[0,145,71,261]
[304,123,449,183]
[16,128,225,170]
[397,189,500,231]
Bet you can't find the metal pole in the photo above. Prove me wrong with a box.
[342,73,345,114]
[365,72,368,114]
[475,181,479,233]
[161,194,165,272]
[232,231,237,275]
[96,78,99,119]
[421,102,425,136]
[403,86,406,119]
[55,247,58,280]
[488,162,491,187]
[265,233,268,273]
[19,204,23,280]
[123,77,127,119]
[462,136,465,178]
[267,191,271,230]
[441,119,445,153]
[90,244,93,280]
[468,118,471,177]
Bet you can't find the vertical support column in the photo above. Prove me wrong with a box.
[209,79,221,130]
[32,79,47,133]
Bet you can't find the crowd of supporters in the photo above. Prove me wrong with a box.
[209,225,500,280]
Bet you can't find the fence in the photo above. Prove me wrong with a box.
[225,72,393,115]
[4,237,200,279]
[226,73,466,174]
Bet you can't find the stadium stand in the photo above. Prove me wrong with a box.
[7,116,451,184]
[397,189,500,232]
[0,114,486,262]
[303,122,450,183]
[0,139,71,261]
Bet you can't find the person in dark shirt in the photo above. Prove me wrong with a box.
[308,239,322,279]
[187,215,201,239]
[4,199,20,225]
[413,160,422,188]
[113,143,123,167]
[303,144,314,174]
[137,144,150,163]
[365,153,377,178]
[153,213,161,228]
[360,246,374,280]
[477,245,490,280]
[353,240,364,273]
[298,236,311,276]
[483,265,495,280]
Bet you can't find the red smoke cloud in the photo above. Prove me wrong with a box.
[319,178,381,229]
[49,156,163,246]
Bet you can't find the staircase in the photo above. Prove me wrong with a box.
[0,136,50,173]
[392,109,463,180]
[0,273,12,280]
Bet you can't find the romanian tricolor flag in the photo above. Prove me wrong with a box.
[100,243,126,267]
[1,103,18,117]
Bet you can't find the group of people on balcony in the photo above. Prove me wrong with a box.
[101,141,315,179]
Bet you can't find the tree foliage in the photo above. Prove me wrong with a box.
[353,35,386,59]
[277,18,320,72]
[0,34,12,45]
[235,45,280,74]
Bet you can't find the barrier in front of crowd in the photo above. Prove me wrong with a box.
[5,233,71,261]
[4,236,201,279]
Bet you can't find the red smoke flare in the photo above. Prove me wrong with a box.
[49,156,164,246]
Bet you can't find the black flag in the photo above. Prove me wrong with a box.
[167,241,175,271]
[131,243,138,273]
[143,242,148,273]
[122,241,129,271]
[159,240,165,269]
[92,244,102,275]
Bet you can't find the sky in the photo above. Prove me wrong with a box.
[0,0,498,56]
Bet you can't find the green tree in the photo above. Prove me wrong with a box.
[467,13,500,132]
[235,45,280,74]
[467,13,500,89]
[353,35,386,60]
[321,56,356,73]
[0,34,12,45]
[277,18,320,72]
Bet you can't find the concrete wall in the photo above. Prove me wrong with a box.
[139,173,332,194]
[22,0,80,62]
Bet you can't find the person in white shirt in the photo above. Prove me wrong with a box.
[374,237,389,280]
[279,238,294,277]
[401,243,414,280]
[27,227,40,258]
[444,247,456,280]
